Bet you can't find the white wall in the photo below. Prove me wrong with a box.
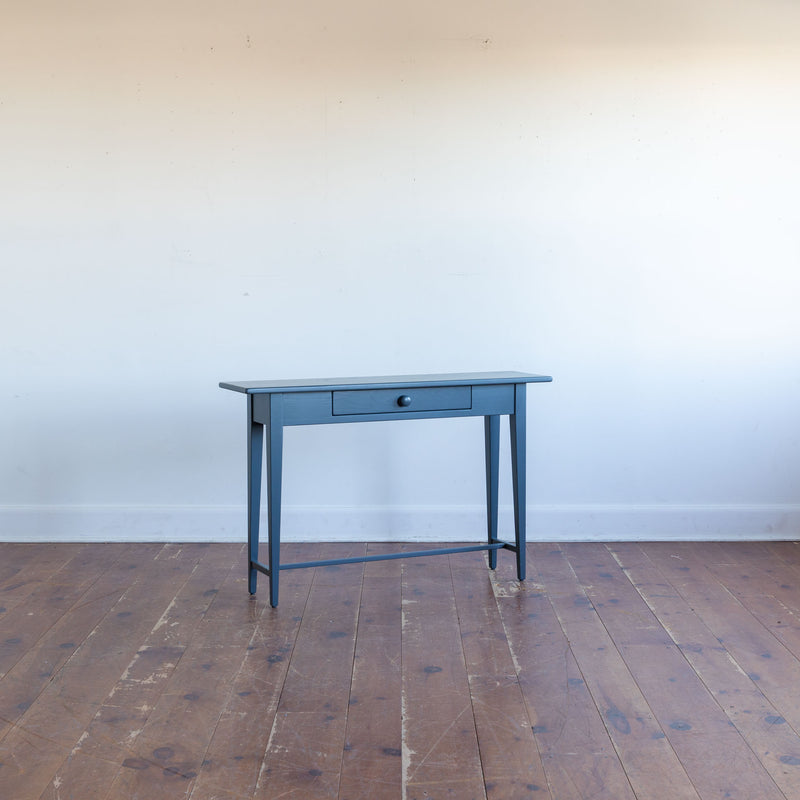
[3,1,800,542]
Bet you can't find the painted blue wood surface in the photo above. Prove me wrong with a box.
[221,372,551,606]
[220,370,551,394]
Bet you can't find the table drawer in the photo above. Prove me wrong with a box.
[332,386,472,416]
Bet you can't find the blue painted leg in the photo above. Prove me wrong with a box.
[484,415,500,569]
[266,394,284,608]
[510,383,527,581]
[247,397,263,595]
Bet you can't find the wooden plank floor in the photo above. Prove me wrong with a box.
[1,541,800,799]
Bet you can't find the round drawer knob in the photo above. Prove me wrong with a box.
[397,395,412,407]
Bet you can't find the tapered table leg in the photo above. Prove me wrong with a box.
[266,394,284,607]
[484,415,500,569]
[510,383,527,581]
[247,396,263,595]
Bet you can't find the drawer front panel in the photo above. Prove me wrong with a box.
[333,386,472,416]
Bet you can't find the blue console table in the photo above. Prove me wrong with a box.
[220,371,551,606]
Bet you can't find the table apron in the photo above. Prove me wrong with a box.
[252,382,516,426]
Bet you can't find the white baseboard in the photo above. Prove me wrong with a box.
[0,504,798,542]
